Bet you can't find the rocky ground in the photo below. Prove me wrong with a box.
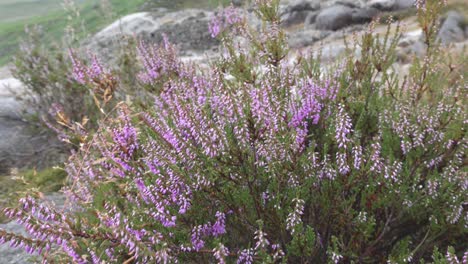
[0,0,466,262]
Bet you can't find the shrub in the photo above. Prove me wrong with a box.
[1,1,466,263]
[11,27,100,144]
[11,27,142,146]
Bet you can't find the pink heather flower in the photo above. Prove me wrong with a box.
[137,37,181,84]
[69,49,86,84]
[209,6,242,38]
[69,49,112,85]
[209,17,222,38]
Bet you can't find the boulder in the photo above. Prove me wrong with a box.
[282,10,315,27]
[351,7,380,24]
[397,29,426,63]
[288,29,331,48]
[232,0,244,7]
[368,0,414,11]
[85,9,220,62]
[315,5,354,31]
[304,11,319,26]
[437,11,466,45]
[280,0,320,27]
[0,76,65,172]
[282,0,320,13]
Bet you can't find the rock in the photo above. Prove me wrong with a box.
[0,222,33,264]
[315,5,354,31]
[333,0,361,8]
[368,0,414,11]
[0,76,65,172]
[280,0,320,27]
[283,0,320,13]
[0,78,23,120]
[152,12,218,51]
[304,11,319,26]
[397,29,426,63]
[232,0,244,7]
[282,10,314,27]
[288,29,331,48]
[85,10,220,63]
[437,11,466,45]
[351,7,380,24]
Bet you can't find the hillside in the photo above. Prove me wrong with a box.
[0,0,146,65]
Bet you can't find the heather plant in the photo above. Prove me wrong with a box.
[11,26,143,146]
[11,27,103,146]
[1,0,467,263]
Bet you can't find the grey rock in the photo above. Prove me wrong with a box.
[85,10,220,63]
[281,1,320,27]
[0,78,65,172]
[315,5,354,31]
[397,30,426,63]
[334,0,361,8]
[437,11,466,45]
[351,7,380,24]
[304,11,319,26]
[232,0,244,7]
[0,221,33,264]
[151,13,218,52]
[368,0,414,11]
[288,29,331,48]
[282,10,314,27]
[283,0,320,13]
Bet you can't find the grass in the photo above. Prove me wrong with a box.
[143,0,230,10]
[0,0,66,23]
[0,167,67,223]
[0,0,147,66]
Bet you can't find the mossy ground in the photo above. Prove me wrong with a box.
[0,167,67,223]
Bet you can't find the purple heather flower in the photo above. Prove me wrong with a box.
[209,6,242,38]
[212,211,226,237]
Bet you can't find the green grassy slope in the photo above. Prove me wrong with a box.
[0,0,146,66]
[0,0,66,23]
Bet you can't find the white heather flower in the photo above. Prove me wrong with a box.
[286,198,305,234]
[254,229,270,251]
